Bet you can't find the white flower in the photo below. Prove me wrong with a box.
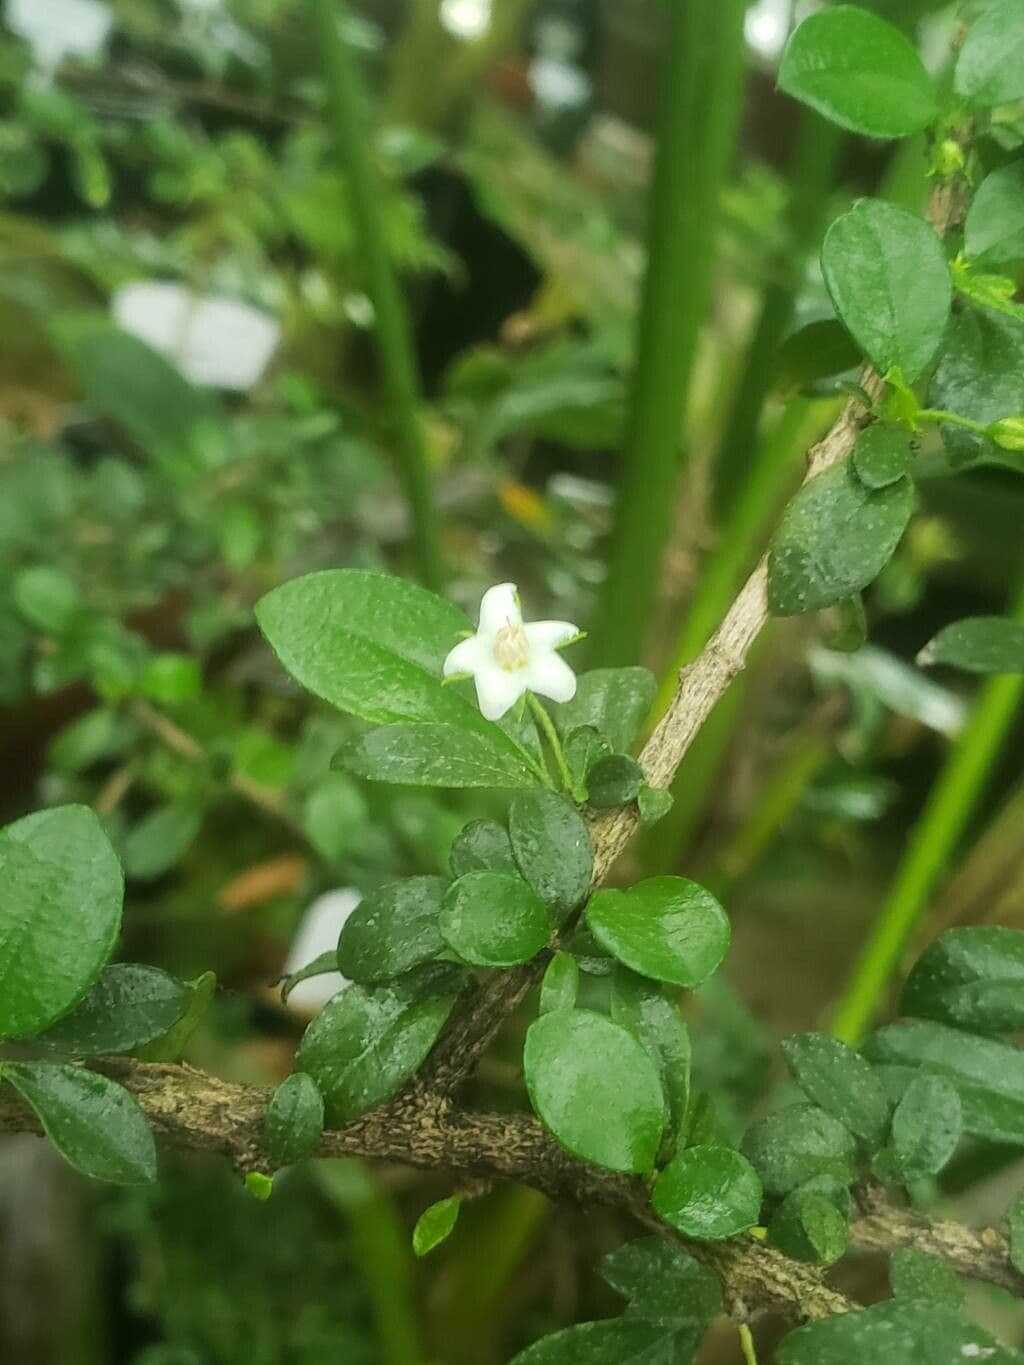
[282,888,361,1012]
[444,583,579,722]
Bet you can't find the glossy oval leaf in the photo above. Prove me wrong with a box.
[509,790,593,919]
[35,964,189,1055]
[778,7,938,139]
[586,755,644,810]
[0,805,123,1040]
[965,162,1024,269]
[539,951,579,1014]
[341,722,537,789]
[782,1032,890,1148]
[652,1144,763,1241]
[264,1072,324,1168]
[901,926,1024,1033]
[552,667,656,754]
[742,1103,858,1197]
[767,1190,848,1265]
[853,425,913,490]
[440,870,551,968]
[412,1195,461,1257]
[822,199,951,382]
[768,461,914,616]
[918,617,1024,674]
[888,1072,962,1180]
[3,1061,157,1185]
[337,876,446,983]
[524,1009,665,1174]
[954,0,1024,108]
[610,967,691,1143]
[586,877,729,989]
[449,819,516,878]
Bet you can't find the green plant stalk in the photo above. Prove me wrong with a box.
[830,581,1024,1045]
[589,0,748,667]
[527,693,578,798]
[312,0,443,589]
[740,1323,760,1365]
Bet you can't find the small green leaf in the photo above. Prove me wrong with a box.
[122,800,203,882]
[245,1172,274,1201]
[13,566,79,633]
[637,786,673,826]
[929,311,1024,469]
[440,871,551,968]
[767,1190,848,1265]
[295,968,459,1125]
[412,1195,461,1257]
[888,1073,962,1180]
[136,971,216,1062]
[772,319,863,396]
[965,162,1024,268]
[782,1032,890,1148]
[890,1248,965,1306]
[955,0,1024,108]
[48,707,133,775]
[853,425,913,490]
[449,819,517,878]
[586,877,729,989]
[138,653,201,704]
[653,1145,763,1241]
[35,965,189,1055]
[743,1103,858,1197]
[822,200,950,383]
[586,754,644,809]
[563,726,612,799]
[610,967,691,1144]
[539,951,579,1014]
[599,1237,722,1328]
[280,953,339,1007]
[264,1072,324,1168]
[337,876,446,983]
[553,667,656,754]
[3,1062,156,1185]
[524,1009,665,1174]
[1009,1191,1024,1276]
[778,7,938,139]
[342,722,538,789]
[509,790,593,919]
[778,1300,1023,1365]
[768,462,914,616]
[918,618,1024,675]
[901,926,1024,1034]
[0,805,123,1040]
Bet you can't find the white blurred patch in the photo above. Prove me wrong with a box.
[111,282,281,392]
[440,0,491,41]
[6,0,113,80]
[744,0,790,61]
[529,57,590,111]
[283,888,362,1012]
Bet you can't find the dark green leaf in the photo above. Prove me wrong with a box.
[929,311,1024,468]
[782,1032,890,1147]
[264,1072,324,1168]
[586,755,644,809]
[768,462,914,616]
[918,618,1024,675]
[778,7,938,139]
[822,199,951,382]
[412,1195,461,1257]
[524,1009,665,1174]
[888,1073,962,1179]
[35,965,188,1055]
[539,951,579,1014]
[553,668,656,754]
[0,805,123,1039]
[295,968,459,1124]
[122,800,203,881]
[449,819,516,878]
[563,726,613,800]
[440,870,550,967]
[610,968,691,1143]
[586,877,729,989]
[901,926,1024,1033]
[772,319,863,396]
[1009,1191,1024,1276]
[652,1145,763,1241]
[599,1237,722,1328]
[13,565,78,632]
[853,425,913,490]
[509,790,593,919]
[337,876,446,983]
[965,162,1024,268]
[135,971,216,1062]
[509,1319,681,1365]
[3,1062,156,1185]
[778,1300,1024,1365]
[890,1248,965,1306]
[302,771,369,862]
[767,1190,848,1265]
[342,722,538,789]
[743,1103,858,1197]
[955,0,1024,108]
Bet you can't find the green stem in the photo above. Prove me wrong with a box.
[527,693,577,798]
[916,408,992,438]
[589,0,748,667]
[312,0,443,589]
[740,1324,760,1365]
[830,580,1024,1045]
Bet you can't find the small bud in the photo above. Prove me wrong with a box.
[244,1171,274,1201]
[933,138,965,180]
[989,417,1024,453]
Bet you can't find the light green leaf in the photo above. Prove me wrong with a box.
[524,1009,665,1174]
[782,1032,890,1148]
[779,1300,1024,1365]
[965,162,1024,268]
[509,790,593,920]
[122,800,203,882]
[337,876,446,983]
[449,818,517,877]
[13,565,78,633]
[742,1103,858,1197]
[137,653,201,704]
[929,311,1024,468]
[412,1195,461,1257]
[553,667,656,754]
[302,771,369,862]
[264,1072,324,1168]
[0,805,123,1039]
[586,877,729,989]
[3,1062,156,1185]
[853,425,913,490]
[440,870,551,968]
[778,7,938,139]
[136,971,216,1062]
[539,951,579,1014]
[887,1073,962,1180]
[652,1144,763,1241]
[35,964,189,1055]
[955,0,1024,108]
[822,199,950,382]
[768,462,914,616]
[637,786,674,826]
[900,926,1024,1034]
[341,722,538,789]
[918,618,1024,675]
[48,707,133,775]
[767,1190,848,1265]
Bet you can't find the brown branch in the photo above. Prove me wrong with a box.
[852,1199,1024,1298]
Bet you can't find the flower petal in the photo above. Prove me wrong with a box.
[474,661,528,721]
[443,634,488,677]
[525,651,577,705]
[478,582,520,636]
[523,620,580,652]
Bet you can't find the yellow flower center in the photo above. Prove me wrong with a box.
[493,622,531,671]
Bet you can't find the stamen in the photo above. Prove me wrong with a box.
[493,622,531,671]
